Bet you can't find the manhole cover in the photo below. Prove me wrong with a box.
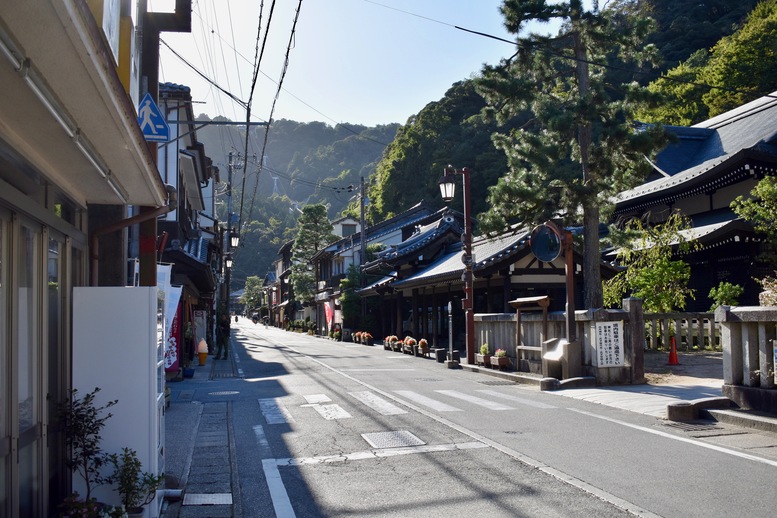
[208,391,240,396]
[662,421,719,432]
[362,430,425,449]
[478,380,517,386]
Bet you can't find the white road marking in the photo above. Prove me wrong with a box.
[262,459,296,517]
[303,394,331,404]
[436,390,513,410]
[274,441,487,466]
[259,398,295,424]
[349,391,408,415]
[476,389,557,409]
[312,403,352,420]
[252,425,272,457]
[570,408,777,468]
[395,390,461,412]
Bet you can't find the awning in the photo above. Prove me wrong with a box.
[0,1,167,207]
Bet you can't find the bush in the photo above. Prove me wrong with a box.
[480,343,490,355]
[494,348,507,357]
[709,281,744,310]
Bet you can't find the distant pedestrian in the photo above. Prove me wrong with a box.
[215,315,230,360]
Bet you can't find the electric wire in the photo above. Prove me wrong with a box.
[243,0,304,242]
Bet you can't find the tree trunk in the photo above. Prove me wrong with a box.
[573,24,603,309]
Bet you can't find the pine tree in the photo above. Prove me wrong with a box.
[476,0,666,307]
[290,204,336,303]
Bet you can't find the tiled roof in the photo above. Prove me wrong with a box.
[617,90,777,207]
[391,229,530,288]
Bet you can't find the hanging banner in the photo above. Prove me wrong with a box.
[165,293,183,372]
[324,300,334,329]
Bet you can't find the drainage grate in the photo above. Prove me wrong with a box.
[183,493,233,506]
[478,380,517,386]
[208,391,240,396]
[362,430,425,449]
[662,421,719,432]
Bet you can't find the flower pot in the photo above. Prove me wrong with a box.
[198,351,207,366]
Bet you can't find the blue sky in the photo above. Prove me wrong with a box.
[156,0,561,126]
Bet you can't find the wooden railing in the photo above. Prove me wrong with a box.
[643,312,719,351]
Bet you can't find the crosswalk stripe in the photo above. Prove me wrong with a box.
[475,389,557,409]
[311,403,352,420]
[435,390,513,410]
[349,391,408,415]
[303,394,331,404]
[259,398,295,424]
[395,390,461,412]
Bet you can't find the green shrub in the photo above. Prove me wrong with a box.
[709,282,744,310]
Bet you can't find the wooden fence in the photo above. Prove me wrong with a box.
[643,312,719,351]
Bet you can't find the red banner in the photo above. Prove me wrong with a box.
[165,304,181,372]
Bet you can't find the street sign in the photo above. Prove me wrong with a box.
[137,92,170,142]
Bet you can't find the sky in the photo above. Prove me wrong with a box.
[155,0,558,127]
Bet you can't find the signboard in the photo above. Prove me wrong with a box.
[595,321,624,367]
[137,92,170,142]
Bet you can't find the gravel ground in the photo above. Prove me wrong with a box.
[643,349,723,385]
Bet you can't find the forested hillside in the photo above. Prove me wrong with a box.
[196,118,398,288]
[200,0,772,291]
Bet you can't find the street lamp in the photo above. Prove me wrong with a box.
[230,231,240,249]
[225,254,233,269]
[437,165,475,365]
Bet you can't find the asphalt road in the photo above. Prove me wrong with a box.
[182,321,777,517]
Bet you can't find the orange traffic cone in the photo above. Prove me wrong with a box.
[667,336,680,365]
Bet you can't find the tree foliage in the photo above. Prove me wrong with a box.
[476,0,667,307]
[604,212,699,312]
[241,275,264,314]
[731,175,777,267]
[360,80,514,223]
[290,204,336,303]
[638,0,777,124]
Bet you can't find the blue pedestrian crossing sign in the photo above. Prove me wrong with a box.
[137,92,170,142]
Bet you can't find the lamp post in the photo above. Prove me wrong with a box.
[438,165,475,365]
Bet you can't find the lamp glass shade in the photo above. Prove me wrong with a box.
[225,256,233,268]
[438,174,456,202]
[230,233,240,248]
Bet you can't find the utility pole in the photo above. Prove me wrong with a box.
[360,176,367,321]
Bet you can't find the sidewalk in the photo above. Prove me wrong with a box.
[163,351,236,517]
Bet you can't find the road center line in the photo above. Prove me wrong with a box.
[569,408,777,468]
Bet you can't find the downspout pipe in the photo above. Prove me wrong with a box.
[90,185,177,286]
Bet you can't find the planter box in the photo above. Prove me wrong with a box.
[490,356,510,370]
[476,353,492,367]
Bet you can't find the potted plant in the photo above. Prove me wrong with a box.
[363,332,374,346]
[476,343,492,367]
[108,447,164,517]
[417,338,429,357]
[403,336,417,354]
[491,348,510,370]
[353,331,363,344]
[54,388,119,517]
